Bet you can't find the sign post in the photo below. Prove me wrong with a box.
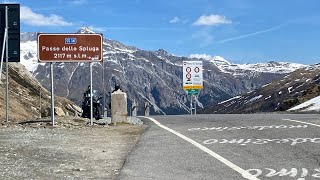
[50,62,54,125]
[182,61,203,115]
[37,33,103,125]
[0,4,20,122]
[90,63,93,125]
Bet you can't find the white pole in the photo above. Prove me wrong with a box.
[39,87,41,119]
[5,6,9,122]
[50,62,55,125]
[190,94,193,115]
[102,60,105,117]
[90,63,93,125]
[194,95,197,115]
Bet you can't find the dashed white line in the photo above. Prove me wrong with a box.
[145,116,259,180]
[283,119,320,127]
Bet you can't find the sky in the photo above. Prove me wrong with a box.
[6,0,320,64]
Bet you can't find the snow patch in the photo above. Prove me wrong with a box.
[218,96,241,104]
[265,95,271,100]
[20,41,39,72]
[288,95,320,112]
[248,95,263,103]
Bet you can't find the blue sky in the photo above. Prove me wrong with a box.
[9,0,320,64]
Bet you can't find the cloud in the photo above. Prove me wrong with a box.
[217,23,286,44]
[21,6,73,26]
[170,17,180,24]
[189,54,213,60]
[193,15,232,26]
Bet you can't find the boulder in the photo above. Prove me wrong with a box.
[54,107,65,116]
[66,103,82,116]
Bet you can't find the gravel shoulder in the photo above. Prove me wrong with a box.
[0,116,146,180]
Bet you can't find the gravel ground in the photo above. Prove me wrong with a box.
[0,116,146,180]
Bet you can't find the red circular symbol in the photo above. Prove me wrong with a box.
[186,73,191,79]
[186,67,191,72]
[194,67,200,73]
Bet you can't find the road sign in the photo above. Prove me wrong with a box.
[0,4,20,62]
[187,89,200,95]
[183,61,203,90]
[37,34,103,62]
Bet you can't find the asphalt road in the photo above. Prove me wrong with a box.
[119,114,320,180]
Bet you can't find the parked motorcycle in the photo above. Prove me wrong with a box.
[81,89,102,120]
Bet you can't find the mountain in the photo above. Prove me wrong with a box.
[20,27,306,115]
[189,54,305,75]
[200,64,320,114]
[0,63,81,122]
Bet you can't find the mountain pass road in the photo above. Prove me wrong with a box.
[119,114,320,180]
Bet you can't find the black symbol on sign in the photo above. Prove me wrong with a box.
[186,67,192,81]
[186,73,191,79]
[194,67,200,73]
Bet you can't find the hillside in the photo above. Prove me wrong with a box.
[0,63,81,122]
[200,64,320,114]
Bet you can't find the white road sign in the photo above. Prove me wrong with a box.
[183,61,203,90]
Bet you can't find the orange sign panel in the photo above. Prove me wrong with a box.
[38,34,103,62]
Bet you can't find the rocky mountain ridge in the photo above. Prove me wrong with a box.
[200,65,320,113]
[19,27,307,115]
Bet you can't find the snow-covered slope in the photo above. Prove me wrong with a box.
[288,95,320,112]
[190,54,306,76]
[20,40,39,73]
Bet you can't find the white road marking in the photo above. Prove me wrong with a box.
[283,119,320,128]
[145,116,259,180]
[188,124,308,132]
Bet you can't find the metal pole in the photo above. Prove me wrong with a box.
[190,95,193,115]
[50,62,55,125]
[90,63,93,125]
[194,95,197,115]
[5,6,9,122]
[39,87,42,118]
[102,60,105,118]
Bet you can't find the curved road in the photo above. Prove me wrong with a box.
[119,114,320,180]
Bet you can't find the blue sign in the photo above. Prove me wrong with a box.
[65,38,77,44]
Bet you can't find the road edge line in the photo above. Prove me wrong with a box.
[283,118,320,127]
[144,116,259,180]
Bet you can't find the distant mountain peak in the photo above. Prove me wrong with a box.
[189,54,231,64]
[211,56,231,65]
[156,49,170,56]
[77,27,95,34]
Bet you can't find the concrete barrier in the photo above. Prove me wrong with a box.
[144,102,150,116]
[111,90,128,124]
[131,100,138,116]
